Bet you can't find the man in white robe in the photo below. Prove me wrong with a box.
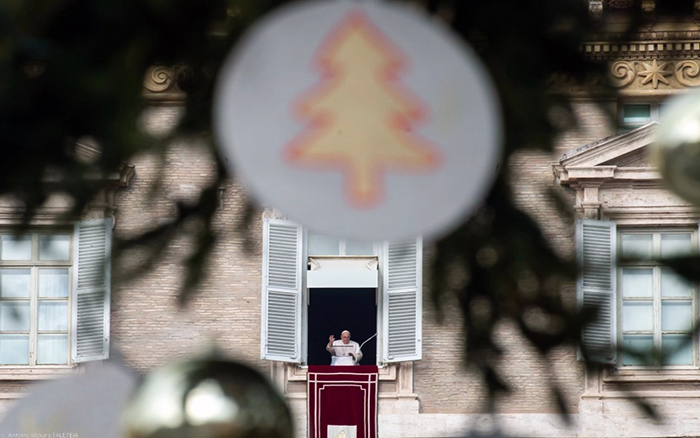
[326,330,363,365]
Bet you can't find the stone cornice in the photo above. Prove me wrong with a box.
[556,165,660,188]
[587,30,700,43]
[558,123,657,166]
[583,40,700,61]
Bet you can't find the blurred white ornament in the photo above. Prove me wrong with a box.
[0,355,137,438]
[214,0,502,241]
[653,89,700,205]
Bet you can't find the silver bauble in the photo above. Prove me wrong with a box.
[123,356,294,438]
[652,89,700,206]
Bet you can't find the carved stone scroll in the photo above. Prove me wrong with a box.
[675,60,700,87]
[142,65,187,101]
[144,66,175,92]
[262,209,287,220]
[609,61,637,88]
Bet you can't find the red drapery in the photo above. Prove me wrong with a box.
[308,365,378,438]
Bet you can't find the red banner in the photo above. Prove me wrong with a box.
[308,366,378,438]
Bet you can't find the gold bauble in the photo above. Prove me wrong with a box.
[652,90,700,206]
[123,356,294,438]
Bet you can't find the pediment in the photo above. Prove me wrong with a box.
[599,147,650,167]
[558,122,656,167]
[554,122,660,187]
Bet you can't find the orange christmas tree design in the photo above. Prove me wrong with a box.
[285,11,442,208]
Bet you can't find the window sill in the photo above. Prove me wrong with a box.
[287,363,397,382]
[606,367,700,383]
[0,365,78,380]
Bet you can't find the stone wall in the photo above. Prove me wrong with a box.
[0,96,626,436]
[112,106,268,375]
[411,100,615,417]
[110,100,613,422]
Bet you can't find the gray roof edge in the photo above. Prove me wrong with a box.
[557,121,659,164]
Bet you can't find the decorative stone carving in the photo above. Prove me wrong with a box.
[582,40,700,61]
[262,208,287,220]
[553,59,700,94]
[589,0,603,19]
[638,59,671,88]
[675,60,700,87]
[606,59,700,90]
[143,66,175,92]
[609,61,636,87]
[142,65,187,101]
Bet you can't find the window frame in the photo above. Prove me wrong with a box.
[617,228,698,369]
[260,216,422,366]
[302,232,382,365]
[307,232,377,257]
[618,100,665,131]
[0,230,73,367]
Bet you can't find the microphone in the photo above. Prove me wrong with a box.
[359,333,377,350]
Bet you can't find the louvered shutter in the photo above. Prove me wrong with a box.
[381,239,422,363]
[261,218,303,362]
[71,217,112,363]
[577,219,617,364]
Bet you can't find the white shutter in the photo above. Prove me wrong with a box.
[381,238,422,363]
[72,217,112,363]
[261,218,303,362]
[577,219,617,364]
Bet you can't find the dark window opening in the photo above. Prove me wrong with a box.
[307,288,378,366]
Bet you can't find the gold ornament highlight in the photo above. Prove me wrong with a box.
[123,356,294,438]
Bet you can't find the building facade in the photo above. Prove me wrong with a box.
[3,2,700,437]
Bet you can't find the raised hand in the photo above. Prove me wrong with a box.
[329,335,335,343]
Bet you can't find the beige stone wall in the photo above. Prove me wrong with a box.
[112,106,268,375]
[413,100,616,415]
[110,100,618,419]
[555,100,616,155]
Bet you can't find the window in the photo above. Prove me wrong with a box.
[0,233,71,365]
[0,219,112,367]
[619,230,696,366]
[619,101,665,131]
[260,217,422,365]
[308,233,374,256]
[578,220,698,367]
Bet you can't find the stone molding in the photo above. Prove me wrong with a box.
[608,58,700,90]
[553,122,660,193]
[262,208,288,221]
[553,122,700,221]
[585,40,700,59]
